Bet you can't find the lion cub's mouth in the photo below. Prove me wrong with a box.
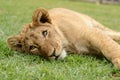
[49,49,67,60]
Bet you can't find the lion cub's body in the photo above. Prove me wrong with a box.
[7,8,120,68]
[49,8,91,54]
[49,8,120,55]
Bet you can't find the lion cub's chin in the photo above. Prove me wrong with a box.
[58,49,67,60]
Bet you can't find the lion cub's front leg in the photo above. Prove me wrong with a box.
[86,28,120,68]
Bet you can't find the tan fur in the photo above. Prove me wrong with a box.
[7,8,120,68]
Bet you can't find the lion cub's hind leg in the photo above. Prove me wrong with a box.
[91,19,120,43]
[105,31,120,43]
[86,28,120,69]
[95,24,120,43]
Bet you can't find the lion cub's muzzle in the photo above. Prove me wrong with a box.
[47,49,67,60]
[49,48,60,60]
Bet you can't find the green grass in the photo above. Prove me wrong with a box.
[0,0,120,80]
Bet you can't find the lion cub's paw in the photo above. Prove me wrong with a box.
[112,58,120,69]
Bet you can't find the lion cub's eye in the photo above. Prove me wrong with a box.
[29,45,37,50]
[42,30,48,37]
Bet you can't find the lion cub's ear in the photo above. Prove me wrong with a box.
[7,35,23,52]
[32,8,51,25]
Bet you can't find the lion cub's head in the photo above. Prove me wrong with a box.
[7,8,66,60]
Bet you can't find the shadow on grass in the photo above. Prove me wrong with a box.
[109,69,120,79]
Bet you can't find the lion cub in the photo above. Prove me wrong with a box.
[7,8,120,68]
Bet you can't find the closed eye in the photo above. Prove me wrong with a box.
[29,45,37,50]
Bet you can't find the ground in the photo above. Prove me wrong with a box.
[0,0,120,80]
